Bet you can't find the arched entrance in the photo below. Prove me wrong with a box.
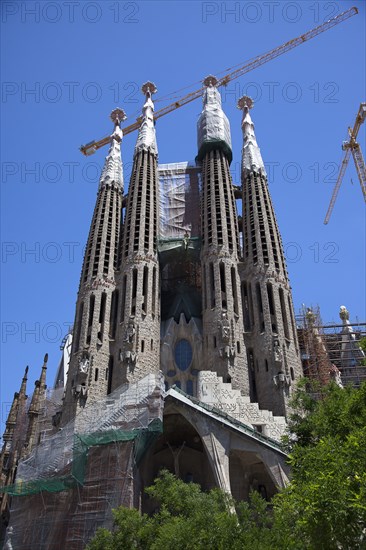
[229,450,277,502]
[139,410,217,513]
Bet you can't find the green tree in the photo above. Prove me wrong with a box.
[273,381,366,550]
[86,470,275,550]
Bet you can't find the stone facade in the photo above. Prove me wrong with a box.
[197,371,287,440]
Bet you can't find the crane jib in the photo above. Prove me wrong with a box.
[80,6,358,157]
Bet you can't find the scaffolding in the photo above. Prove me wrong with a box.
[296,306,366,387]
[158,162,202,321]
[1,373,164,550]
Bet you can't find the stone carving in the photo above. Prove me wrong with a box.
[84,276,115,291]
[121,318,138,367]
[213,402,237,413]
[213,387,237,400]
[120,350,138,365]
[4,527,13,550]
[200,371,221,382]
[273,339,282,364]
[220,312,230,342]
[79,353,90,374]
[197,370,286,441]
[167,442,185,477]
[339,305,349,321]
[219,312,235,359]
[329,363,343,388]
[125,319,136,344]
[74,383,88,399]
[273,371,290,388]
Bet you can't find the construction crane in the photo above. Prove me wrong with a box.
[324,103,366,224]
[80,6,357,156]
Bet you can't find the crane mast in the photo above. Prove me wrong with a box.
[324,103,366,225]
[80,6,358,156]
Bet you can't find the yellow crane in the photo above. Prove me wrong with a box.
[80,6,357,156]
[324,103,366,224]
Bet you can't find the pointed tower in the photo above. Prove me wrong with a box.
[112,83,160,389]
[62,109,126,423]
[339,305,366,386]
[0,367,28,479]
[238,96,302,417]
[198,76,249,393]
[0,367,28,540]
[24,354,47,453]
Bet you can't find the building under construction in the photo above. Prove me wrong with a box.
[297,305,366,387]
[1,7,364,549]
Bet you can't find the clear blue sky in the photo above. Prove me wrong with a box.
[1,0,365,431]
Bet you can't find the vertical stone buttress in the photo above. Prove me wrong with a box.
[62,110,126,423]
[0,366,28,535]
[112,83,160,389]
[238,96,302,417]
[0,367,28,483]
[24,354,48,453]
[198,77,249,394]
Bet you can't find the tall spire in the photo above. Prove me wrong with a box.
[238,96,266,178]
[197,75,232,163]
[238,96,302,417]
[134,82,158,156]
[19,365,29,397]
[99,108,126,190]
[25,355,48,453]
[198,76,248,394]
[62,110,126,424]
[1,366,28,457]
[113,82,161,390]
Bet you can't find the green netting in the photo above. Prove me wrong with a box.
[0,419,163,497]
[196,140,233,164]
[0,476,75,497]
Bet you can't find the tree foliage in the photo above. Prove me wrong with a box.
[273,380,366,549]
[87,382,366,550]
[86,470,275,550]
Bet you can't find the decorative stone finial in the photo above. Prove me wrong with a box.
[306,307,316,326]
[203,75,218,87]
[141,81,157,96]
[44,353,48,363]
[237,95,254,111]
[110,108,127,126]
[339,305,349,322]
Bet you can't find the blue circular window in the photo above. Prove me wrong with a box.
[174,339,192,371]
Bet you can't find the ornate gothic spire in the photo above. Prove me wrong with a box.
[28,354,47,416]
[113,82,160,390]
[134,82,158,157]
[197,76,232,163]
[99,108,126,190]
[238,96,266,177]
[19,365,29,397]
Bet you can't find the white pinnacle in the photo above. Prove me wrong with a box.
[99,123,124,190]
[134,82,158,157]
[238,96,266,177]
